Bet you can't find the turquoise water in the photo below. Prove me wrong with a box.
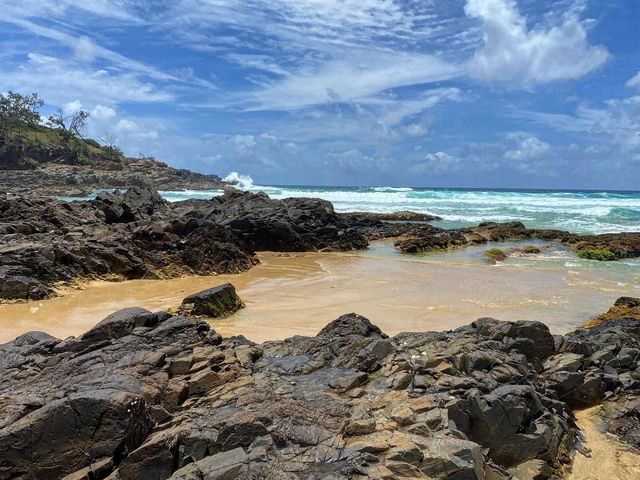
[57,183,640,235]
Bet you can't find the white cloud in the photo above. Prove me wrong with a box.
[627,71,640,89]
[525,96,640,152]
[74,36,98,62]
[328,148,386,174]
[0,53,172,106]
[464,0,609,85]
[229,135,257,156]
[62,99,83,115]
[505,134,551,160]
[399,123,429,138]
[411,152,461,175]
[249,50,461,110]
[91,105,117,120]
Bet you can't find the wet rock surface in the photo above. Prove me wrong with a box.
[1,298,638,479]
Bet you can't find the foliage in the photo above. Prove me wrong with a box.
[576,248,617,261]
[46,108,90,142]
[84,138,102,149]
[0,91,43,134]
[103,145,124,159]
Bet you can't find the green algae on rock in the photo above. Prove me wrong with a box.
[484,247,508,263]
[576,247,617,261]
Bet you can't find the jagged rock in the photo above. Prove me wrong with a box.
[0,298,638,479]
[0,271,50,300]
[94,187,167,223]
[180,283,245,317]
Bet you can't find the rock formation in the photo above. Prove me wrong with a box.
[0,297,638,479]
[180,284,245,318]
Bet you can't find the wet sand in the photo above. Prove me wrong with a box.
[568,408,640,480]
[1,241,638,343]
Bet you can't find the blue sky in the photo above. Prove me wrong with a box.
[1,0,639,189]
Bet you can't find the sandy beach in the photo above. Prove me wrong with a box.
[568,408,640,480]
[2,240,638,344]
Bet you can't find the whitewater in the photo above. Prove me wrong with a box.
[146,172,640,235]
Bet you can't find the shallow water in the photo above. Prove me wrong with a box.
[1,241,638,344]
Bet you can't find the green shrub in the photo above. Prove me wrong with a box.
[484,248,507,262]
[576,248,617,261]
[102,145,123,160]
[84,138,101,148]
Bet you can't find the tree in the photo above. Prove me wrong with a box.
[0,91,44,134]
[47,108,90,142]
[101,133,123,160]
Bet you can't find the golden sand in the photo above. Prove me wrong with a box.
[567,408,640,480]
[1,241,638,343]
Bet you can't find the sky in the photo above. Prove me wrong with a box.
[1,0,639,189]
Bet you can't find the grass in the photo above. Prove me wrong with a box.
[576,247,617,261]
[484,248,507,262]
[6,124,110,162]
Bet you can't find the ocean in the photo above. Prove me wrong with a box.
[58,175,640,235]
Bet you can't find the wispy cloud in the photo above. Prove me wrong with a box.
[0,0,633,187]
[0,53,172,106]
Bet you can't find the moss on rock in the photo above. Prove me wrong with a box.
[576,248,617,261]
[484,248,507,263]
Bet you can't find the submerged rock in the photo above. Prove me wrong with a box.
[180,283,245,317]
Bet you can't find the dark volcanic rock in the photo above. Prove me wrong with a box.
[0,187,376,301]
[2,297,638,479]
[340,211,442,222]
[93,187,167,223]
[181,283,245,317]
[189,189,369,252]
[393,225,468,253]
[0,270,50,300]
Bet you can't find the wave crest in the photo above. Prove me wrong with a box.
[223,172,255,190]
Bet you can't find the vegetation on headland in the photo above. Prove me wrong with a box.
[484,247,507,262]
[576,247,617,261]
[0,91,126,168]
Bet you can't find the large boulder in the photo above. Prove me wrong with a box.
[94,187,167,223]
[180,283,245,317]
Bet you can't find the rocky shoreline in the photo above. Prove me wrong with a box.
[1,291,638,479]
[2,186,640,302]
